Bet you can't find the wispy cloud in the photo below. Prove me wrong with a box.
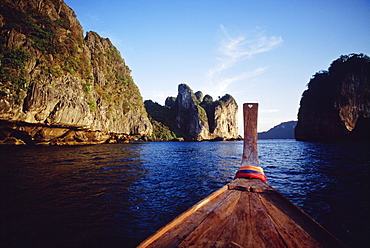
[207,25,283,96]
[210,67,267,97]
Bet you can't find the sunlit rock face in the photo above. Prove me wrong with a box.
[200,94,239,140]
[0,0,152,145]
[295,54,370,142]
[174,84,240,141]
[145,83,239,141]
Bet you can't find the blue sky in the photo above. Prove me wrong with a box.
[65,0,370,133]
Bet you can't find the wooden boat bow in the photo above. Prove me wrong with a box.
[137,103,346,248]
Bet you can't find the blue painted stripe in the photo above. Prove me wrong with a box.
[237,169,263,174]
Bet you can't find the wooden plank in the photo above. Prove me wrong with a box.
[138,179,346,248]
[246,192,288,247]
[212,191,286,248]
[209,192,253,248]
[137,185,231,248]
[178,190,242,247]
[241,103,259,167]
[260,189,346,247]
[229,178,345,247]
[257,192,322,247]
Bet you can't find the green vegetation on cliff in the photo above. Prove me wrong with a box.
[0,0,145,115]
[0,47,30,100]
[145,84,239,141]
[144,100,178,141]
[0,0,152,145]
[85,31,144,115]
[0,0,89,80]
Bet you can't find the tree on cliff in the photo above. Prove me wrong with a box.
[295,53,370,142]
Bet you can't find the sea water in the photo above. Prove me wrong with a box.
[0,140,369,247]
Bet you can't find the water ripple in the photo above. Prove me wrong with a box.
[0,141,369,247]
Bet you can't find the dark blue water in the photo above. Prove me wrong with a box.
[0,140,369,247]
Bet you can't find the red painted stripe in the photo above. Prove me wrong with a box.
[235,172,267,183]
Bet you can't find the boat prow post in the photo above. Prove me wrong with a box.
[235,103,267,183]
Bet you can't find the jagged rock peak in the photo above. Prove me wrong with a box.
[165,96,176,108]
[201,94,238,138]
[145,84,239,141]
[194,91,203,103]
[203,94,213,102]
[0,0,152,145]
[174,84,210,141]
[295,53,370,142]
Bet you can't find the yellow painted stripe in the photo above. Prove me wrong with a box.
[238,165,264,174]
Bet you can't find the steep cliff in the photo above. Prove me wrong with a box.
[0,0,152,145]
[200,94,239,139]
[173,84,210,141]
[295,54,370,142]
[145,83,239,141]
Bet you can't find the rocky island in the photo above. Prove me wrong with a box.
[295,54,370,142]
[145,84,240,141]
[0,0,154,145]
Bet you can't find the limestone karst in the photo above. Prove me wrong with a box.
[0,0,152,145]
[145,84,240,141]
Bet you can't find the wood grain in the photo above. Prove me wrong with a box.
[138,179,346,248]
[241,103,259,167]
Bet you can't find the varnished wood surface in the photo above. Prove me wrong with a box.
[241,103,259,167]
[138,179,346,248]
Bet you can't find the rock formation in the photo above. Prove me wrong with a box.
[295,54,370,142]
[173,84,211,141]
[0,0,152,145]
[145,83,239,141]
[144,100,178,141]
[200,93,239,140]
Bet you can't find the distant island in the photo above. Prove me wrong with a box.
[258,121,297,139]
[145,84,241,141]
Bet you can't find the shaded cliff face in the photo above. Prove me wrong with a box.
[145,83,239,141]
[144,100,178,141]
[174,84,210,141]
[295,54,370,142]
[0,0,152,145]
